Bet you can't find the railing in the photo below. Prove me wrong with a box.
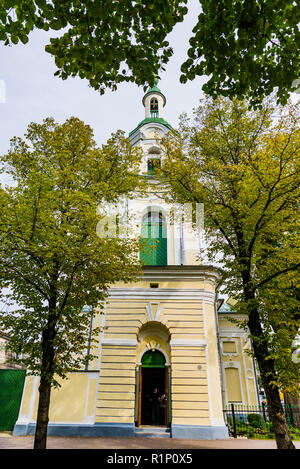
[223,403,300,439]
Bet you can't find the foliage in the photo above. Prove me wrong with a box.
[259,279,300,395]
[159,97,300,319]
[226,413,300,440]
[0,0,188,93]
[247,413,265,429]
[159,95,300,448]
[1,1,299,104]
[181,0,300,106]
[0,116,143,384]
[161,99,300,392]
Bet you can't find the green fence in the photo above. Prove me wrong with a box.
[224,403,300,440]
[0,369,26,431]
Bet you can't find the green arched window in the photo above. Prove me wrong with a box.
[141,350,166,368]
[140,210,167,266]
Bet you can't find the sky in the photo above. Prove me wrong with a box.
[0,2,207,311]
[0,2,204,158]
[0,3,298,311]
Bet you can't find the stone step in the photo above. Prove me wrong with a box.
[134,427,171,438]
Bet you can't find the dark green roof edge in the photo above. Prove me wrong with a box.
[129,117,172,137]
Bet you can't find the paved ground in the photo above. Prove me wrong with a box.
[0,433,299,450]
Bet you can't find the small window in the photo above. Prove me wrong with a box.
[150,98,158,111]
[150,98,159,117]
[223,341,237,354]
[147,158,161,176]
[150,283,159,288]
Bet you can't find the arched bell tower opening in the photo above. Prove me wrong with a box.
[150,97,159,118]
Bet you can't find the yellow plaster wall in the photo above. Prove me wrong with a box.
[204,303,224,424]
[96,345,136,424]
[218,314,258,406]
[19,372,97,424]
[171,346,209,425]
[19,376,36,416]
[97,287,224,428]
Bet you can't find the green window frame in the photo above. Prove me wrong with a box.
[141,350,166,368]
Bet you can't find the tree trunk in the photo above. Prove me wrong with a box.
[247,302,295,449]
[34,372,52,449]
[34,312,56,450]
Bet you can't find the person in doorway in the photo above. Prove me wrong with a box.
[150,387,160,425]
[159,391,167,423]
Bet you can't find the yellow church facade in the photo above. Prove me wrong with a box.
[13,86,259,439]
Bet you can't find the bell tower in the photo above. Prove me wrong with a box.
[142,79,166,119]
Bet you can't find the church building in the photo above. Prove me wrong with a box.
[13,85,259,439]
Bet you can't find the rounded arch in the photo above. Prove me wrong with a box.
[148,146,161,155]
[137,345,170,367]
[137,320,171,366]
[140,204,168,220]
[138,320,171,342]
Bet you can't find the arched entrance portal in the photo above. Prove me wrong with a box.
[137,350,170,427]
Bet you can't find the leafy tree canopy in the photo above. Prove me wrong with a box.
[1,1,299,104]
[157,96,300,448]
[0,0,188,93]
[181,0,300,106]
[0,116,145,449]
[0,116,143,381]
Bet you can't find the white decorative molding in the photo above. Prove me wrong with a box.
[146,302,162,321]
[15,375,39,425]
[136,344,170,366]
[219,329,249,338]
[170,339,207,347]
[101,338,138,346]
[220,338,239,356]
[222,361,245,405]
[109,288,216,303]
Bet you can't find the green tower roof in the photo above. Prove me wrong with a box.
[129,117,172,137]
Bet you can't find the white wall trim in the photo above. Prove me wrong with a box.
[203,301,213,425]
[170,339,207,347]
[102,338,138,346]
[220,338,239,356]
[108,288,216,303]
[94,301,107,421]
[15,375,39,425]
[146,302,163,321]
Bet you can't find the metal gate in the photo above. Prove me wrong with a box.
[0,369,26,431]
